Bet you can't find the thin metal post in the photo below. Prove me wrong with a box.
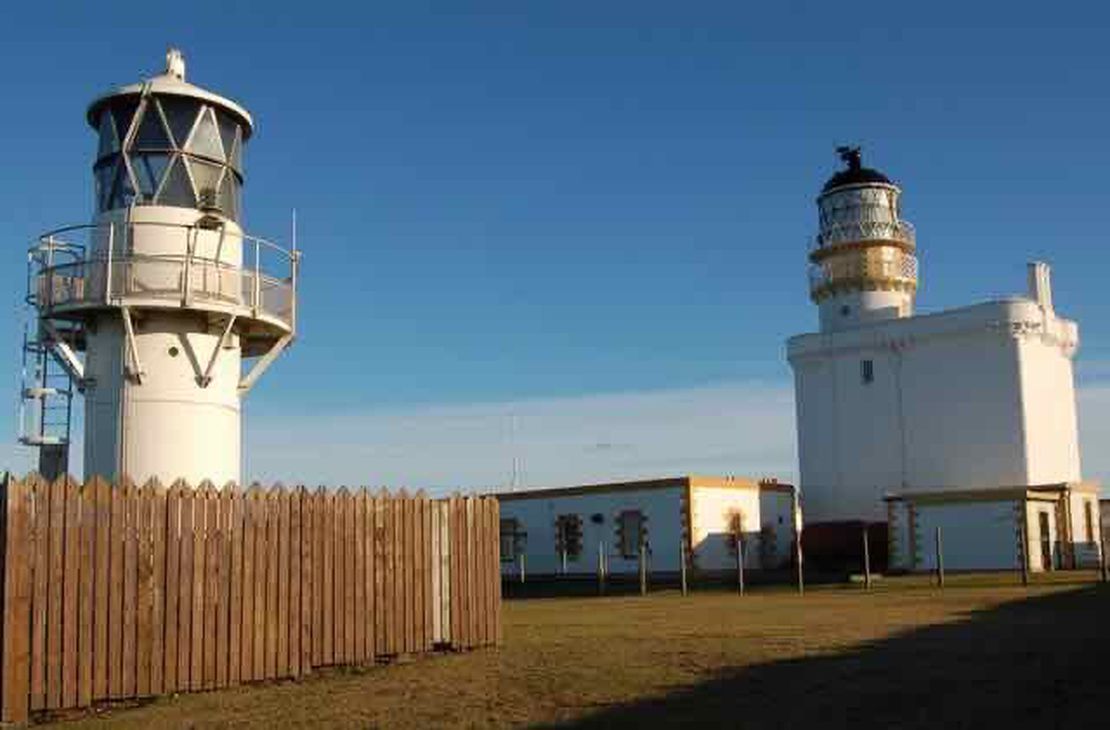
[935,526,945,588]
[253,239,261,316]
[46,236,56,308]
[862,523,872,590]
[679,540,688,596]
[561,549,567,576]
[1018,511,1030,587]
[792,486,804,595]
[182,227,193,305]
[519,553,526,585]
[291,210,299,332]
[736,533,745,596]
[1100,531,1108,584]
[104,222,115,302]
[639,543,647,596]
[597,541,606,596]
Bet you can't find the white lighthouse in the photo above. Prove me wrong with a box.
[21,49,298,485]
[788,149,1101,572]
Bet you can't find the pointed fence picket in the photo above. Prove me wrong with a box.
[0,474,500,723]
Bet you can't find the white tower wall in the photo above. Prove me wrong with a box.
[84,314,242,485]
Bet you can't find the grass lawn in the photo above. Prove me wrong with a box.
[45,575,1109,728]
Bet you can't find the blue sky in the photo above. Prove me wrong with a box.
[0,2,1107,492]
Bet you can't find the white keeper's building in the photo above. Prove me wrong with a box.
[496,476,800,578]
[787,148,1102,573]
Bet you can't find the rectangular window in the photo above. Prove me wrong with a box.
[555,514,583,559]
[861,359,874,384]
[1085,501,1095,543]
[618,510,645,559]
[500,518,524,563]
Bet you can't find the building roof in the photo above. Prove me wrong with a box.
[883,482,1100,505]
[494,475,793,501]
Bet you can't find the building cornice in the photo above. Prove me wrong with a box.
[787,298,1079,362]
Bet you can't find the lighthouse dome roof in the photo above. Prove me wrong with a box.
[86,50,253,136]
[821,146,894,192]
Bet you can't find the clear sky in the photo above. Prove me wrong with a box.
[1,1,1107,493]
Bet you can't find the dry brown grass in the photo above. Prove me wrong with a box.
[44,576,1109,728]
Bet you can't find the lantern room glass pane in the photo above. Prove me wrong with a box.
[110,98,140,146]
[108,159,137,210]
[94,158,117,212]
[216,111,239,163]
[186,157,223,209]
[131,103,172,151]
[187,107,225,162]
[159,96,201,148]
[157,155,196,208]
[227,127,243,172]
[217,170,240,220]
[97,111,119,161]
[131,153,171,200]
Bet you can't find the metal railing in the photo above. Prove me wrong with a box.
[29,220,298,332]
[808,253,919,292]
[810,219,916,253]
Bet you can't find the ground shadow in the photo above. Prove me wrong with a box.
[543,585,1110,729]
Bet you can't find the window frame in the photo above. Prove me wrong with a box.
[500,517,525,563]
[617,509,645,559]
[860,359,875,385]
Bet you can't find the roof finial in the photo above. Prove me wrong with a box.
[165,47,186,81]
[836,145,862,171]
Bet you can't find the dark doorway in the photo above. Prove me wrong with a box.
[1038,511,1053,571]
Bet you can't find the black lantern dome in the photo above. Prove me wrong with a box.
[822,146,893,193]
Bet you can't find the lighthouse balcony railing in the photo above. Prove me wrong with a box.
[809,220,916,253]
[30,221,297,333]
[808,254,919,292]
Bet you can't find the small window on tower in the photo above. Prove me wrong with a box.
[861,359,874,384]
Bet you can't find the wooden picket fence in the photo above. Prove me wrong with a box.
[0,474,501,723]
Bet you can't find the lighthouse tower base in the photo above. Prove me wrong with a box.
[83,311,242,485]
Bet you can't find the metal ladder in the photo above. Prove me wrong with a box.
[18,239,83,479]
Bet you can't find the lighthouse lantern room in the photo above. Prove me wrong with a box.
[809,146,918,332]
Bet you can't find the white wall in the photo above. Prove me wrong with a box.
[912,501,1021,572]
[789,298,1082,524]
[499,486,685,576]
[758,489,797,568]
[84,312,242,486]
[689,486,762,570]
[1019,336,1082,484]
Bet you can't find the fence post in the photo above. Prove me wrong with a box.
[1018,512,1030,587]
[597,541,605,596]
[862,523,871,590]
[1,475,32,723]
[736,534,745,596]
[1100,531,1108,584]
[639,543,647,596]
[935,526,945,589]
[792,487,804,595]
[679,540,688,597]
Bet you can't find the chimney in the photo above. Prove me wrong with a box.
[1027,261,1053,313]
